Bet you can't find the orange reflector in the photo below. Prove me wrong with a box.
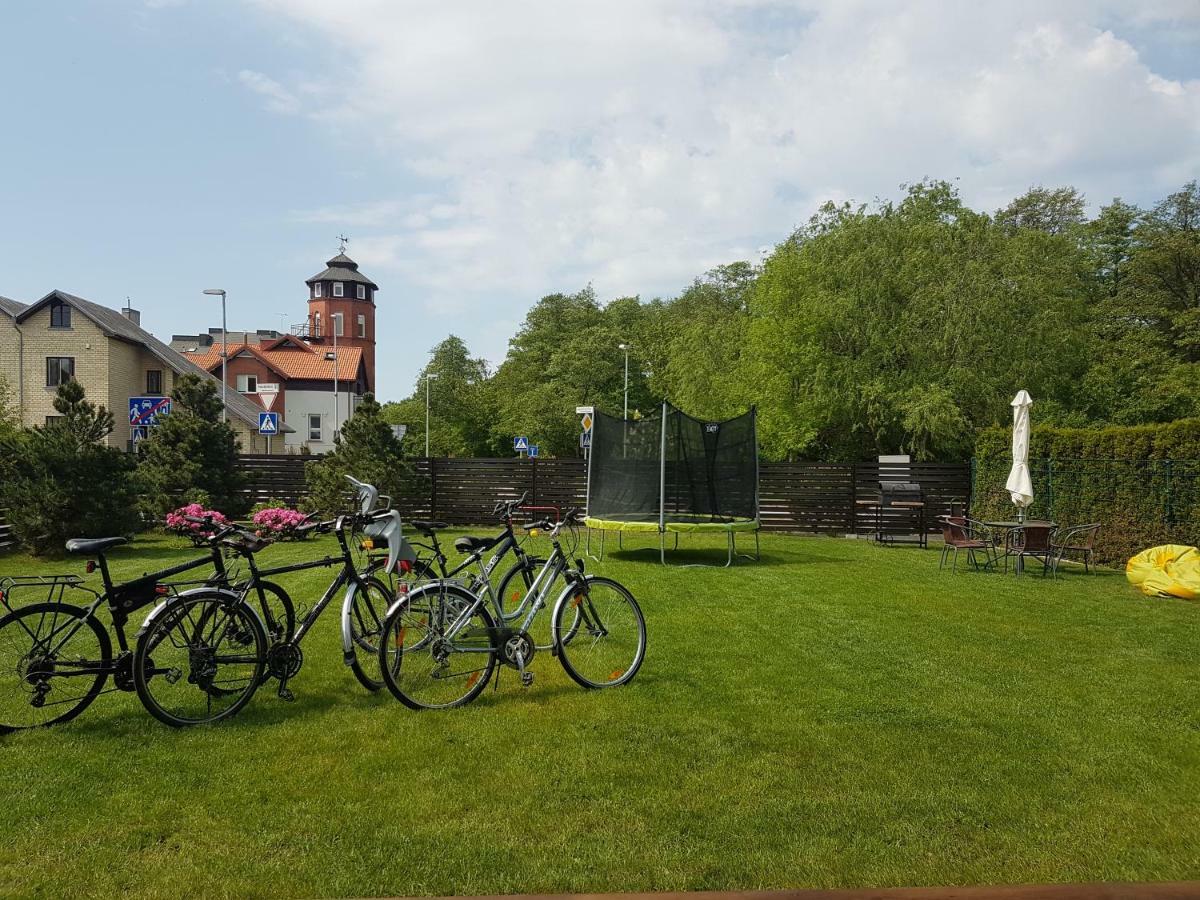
[572,595,584,608]
[610,669,624,680]
[509,591,520,603]
[467,671,480,689]
[395,627,406,647]
[360,539,375,550]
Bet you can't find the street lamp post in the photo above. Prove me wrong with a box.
[331,313,340,442]
[203,289,227,422]
[425,373,438,459]
[618,343,630,420]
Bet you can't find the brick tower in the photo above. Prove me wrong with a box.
[304,245,378,392]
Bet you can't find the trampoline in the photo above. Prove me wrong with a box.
[585,401,760,566]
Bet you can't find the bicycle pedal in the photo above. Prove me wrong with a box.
[277,685,295,702]
[520,672,534,688]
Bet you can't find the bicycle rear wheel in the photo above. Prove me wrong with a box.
[379,583,497,710]
[0,602,111,733]
[134,592,266,727]
[240,580,295,644]
[553,576,646,689]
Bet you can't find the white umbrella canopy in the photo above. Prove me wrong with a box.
[1005,390,1034,520]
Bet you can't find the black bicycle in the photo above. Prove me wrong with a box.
[0,530,268,732]
[132,506,402,727]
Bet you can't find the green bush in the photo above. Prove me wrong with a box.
[0,382,140,556]
[304,393,413,514]
[137,374,246,519]
[973,419,1200,565]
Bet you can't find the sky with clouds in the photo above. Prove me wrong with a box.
[1,1,1198,400]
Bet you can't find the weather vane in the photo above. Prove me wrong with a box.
[336,233,349,254]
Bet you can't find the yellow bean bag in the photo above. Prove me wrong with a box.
[1126,544,1200,600]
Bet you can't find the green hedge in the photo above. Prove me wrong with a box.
[972,419,1200,566]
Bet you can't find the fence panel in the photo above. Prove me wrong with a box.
[235,455,970,534]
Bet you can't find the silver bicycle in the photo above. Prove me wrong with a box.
[377,509,646,709]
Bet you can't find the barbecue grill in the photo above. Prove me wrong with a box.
[857,478,927,547]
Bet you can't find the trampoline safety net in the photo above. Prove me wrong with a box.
[587,402,757,525]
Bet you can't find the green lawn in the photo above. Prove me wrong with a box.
[1,529,1198,898]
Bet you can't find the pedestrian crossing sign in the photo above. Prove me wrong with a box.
[258,412,279,435]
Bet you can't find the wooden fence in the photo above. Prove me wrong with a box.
[236,455,970,535]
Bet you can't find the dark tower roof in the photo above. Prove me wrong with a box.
[305,252,379,290]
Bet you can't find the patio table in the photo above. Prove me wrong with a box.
[983,520,1058,574]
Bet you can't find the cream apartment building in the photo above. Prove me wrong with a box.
[0,290,287,452]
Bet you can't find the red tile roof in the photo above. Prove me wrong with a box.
[188,342,364,382]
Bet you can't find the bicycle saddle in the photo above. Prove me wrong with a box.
[65,537,128,555]
[409,520,449,536]
[454,535,498,554]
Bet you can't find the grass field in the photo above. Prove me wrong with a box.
[1,528,1198,898]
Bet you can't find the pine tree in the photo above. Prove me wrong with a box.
[137,374,246,517]
[305,393,410,513]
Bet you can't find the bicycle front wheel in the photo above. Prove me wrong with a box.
[0,602,112,733]
[134,592,266,727]
[346,576,393,692]
[553,576,646,689]
[379,584,497,710]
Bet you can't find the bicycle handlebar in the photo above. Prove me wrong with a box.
[493,491,531,518]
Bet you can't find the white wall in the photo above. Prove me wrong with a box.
[283,388,358,453]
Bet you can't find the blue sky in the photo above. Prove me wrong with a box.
[1,1,1198,402]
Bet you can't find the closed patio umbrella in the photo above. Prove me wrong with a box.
[1005,390,1034,522]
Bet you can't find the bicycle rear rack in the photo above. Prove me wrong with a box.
[0,574,90,610]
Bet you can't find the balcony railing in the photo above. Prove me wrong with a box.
[291,322,321,340]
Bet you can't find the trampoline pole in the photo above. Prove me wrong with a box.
[660,400,668,565]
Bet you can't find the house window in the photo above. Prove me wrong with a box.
[357,314,366,338]
[356,284,366,300]
[146,370,163,395]
[313,313,321,337]
[49,299,71,328]
[45,415,64,426]
[314,282,323,298]
[46,357,74,386]
[236,374,258,393]
[333,313,344,337]
[308,414,322,442]
[333,282,344,297]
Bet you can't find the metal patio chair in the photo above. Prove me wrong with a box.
[937,516,998,572]
[1051,523,1101,575]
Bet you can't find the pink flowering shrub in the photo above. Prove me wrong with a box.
[165,503,228,544]
[252,507,312,541]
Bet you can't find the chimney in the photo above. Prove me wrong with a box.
[121,306,141,326]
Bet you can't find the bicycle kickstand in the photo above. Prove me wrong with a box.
[277,677,295,703]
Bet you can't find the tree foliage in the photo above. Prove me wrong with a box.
[379,178,1200,463]
[136,374,246,518]
[306,393,411,514]
[0,381,139,556]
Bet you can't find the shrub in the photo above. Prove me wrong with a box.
[165,503,229,545]
[137,374,246,518]
[0,381,140,556]
[973,419,1200,565]
[251,506,312,540]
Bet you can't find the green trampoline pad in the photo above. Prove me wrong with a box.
[584,517,760,534]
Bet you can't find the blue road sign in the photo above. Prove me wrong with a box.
[513,436,529,451]
[258,412,280,435]
[580,431,592,448]
[528,444,539,458]
[129,396,172,428]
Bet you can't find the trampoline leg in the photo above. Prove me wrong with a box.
[660,531,666,566]
[725,531,734,567]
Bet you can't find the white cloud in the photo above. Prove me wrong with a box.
[237,69,301,115]
[243,0,1200,317]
